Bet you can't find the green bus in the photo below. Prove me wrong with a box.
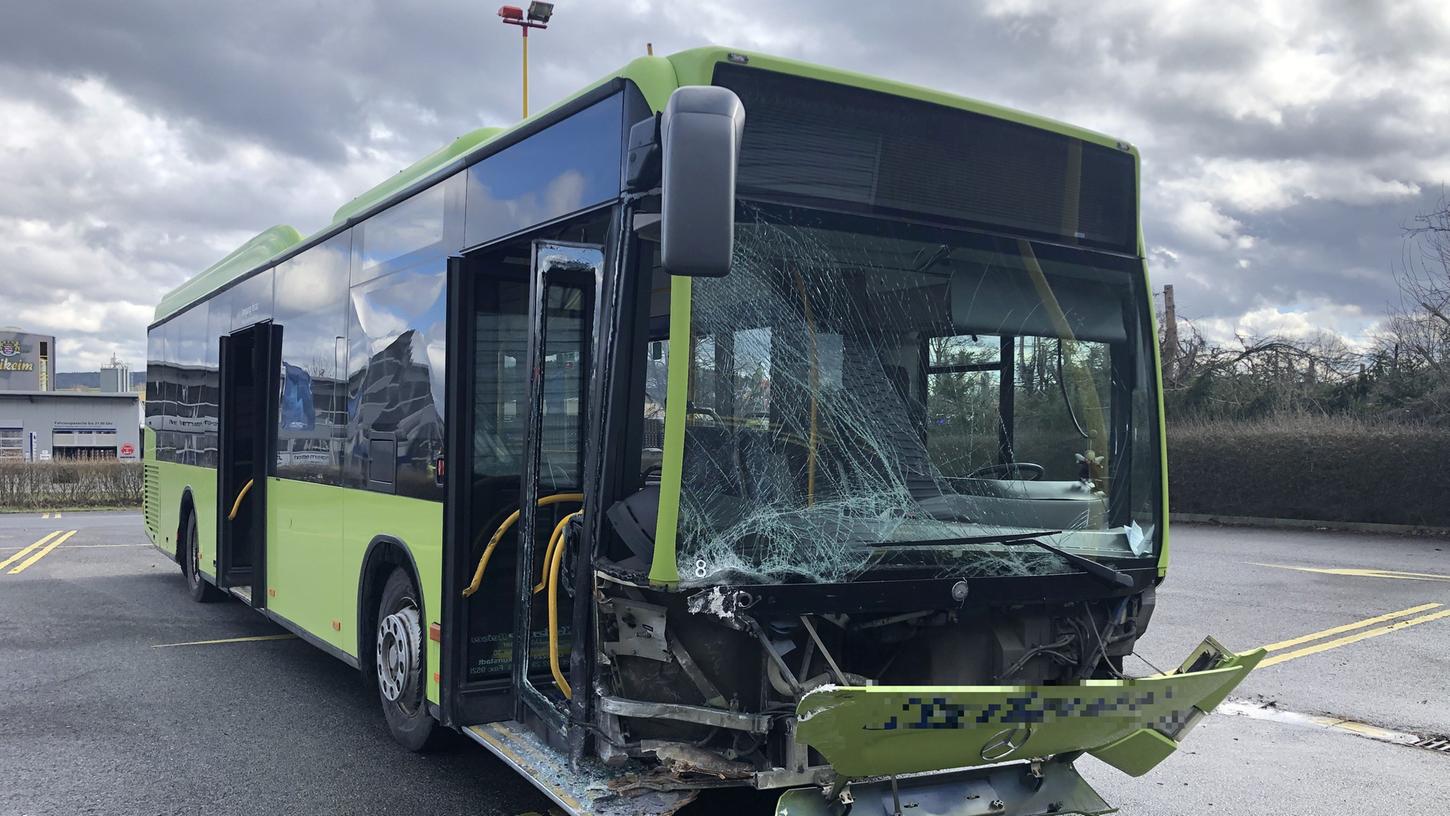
[143,46,1261,815]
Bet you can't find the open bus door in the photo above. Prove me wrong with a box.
[216,321,281,605]
[445,239,627,811]
[511,241,601,735]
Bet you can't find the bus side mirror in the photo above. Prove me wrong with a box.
[659,86,744,278]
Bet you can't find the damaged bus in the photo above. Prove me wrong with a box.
[142,46,1263,815]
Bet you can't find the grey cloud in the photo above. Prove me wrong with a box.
[0,0,1447,372]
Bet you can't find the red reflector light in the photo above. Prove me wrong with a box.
[498,5,523,20]
[429,622,442,643]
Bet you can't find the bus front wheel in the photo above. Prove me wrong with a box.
[375,568,438,751]
[183,512,220,603]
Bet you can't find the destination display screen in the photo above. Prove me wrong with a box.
[713,63,1139,255]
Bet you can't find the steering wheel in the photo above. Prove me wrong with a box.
[967,462,1045,481]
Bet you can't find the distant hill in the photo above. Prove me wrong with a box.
[55,371,147,391]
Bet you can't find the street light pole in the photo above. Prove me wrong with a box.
[498,3,554,119]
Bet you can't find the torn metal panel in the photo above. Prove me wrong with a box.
[646,741,756,780]
[794,638,1266,779]
[599,695,772,733]
[602,598,671,662]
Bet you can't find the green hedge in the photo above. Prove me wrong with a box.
[1168,417,1450,527]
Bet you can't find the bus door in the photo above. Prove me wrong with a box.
[512,241,601,729]
[216,321,281,602]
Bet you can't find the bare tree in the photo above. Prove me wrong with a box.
[1388,191,1450,383]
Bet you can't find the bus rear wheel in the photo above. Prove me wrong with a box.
[375,568,438,751]
[183,512,220,603]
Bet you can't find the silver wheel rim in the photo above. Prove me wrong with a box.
[376,604,422,708]
[188,527,199,584]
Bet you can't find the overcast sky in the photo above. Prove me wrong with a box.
[2,0,1447,371]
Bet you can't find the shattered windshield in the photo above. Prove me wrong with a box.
[667,206,1159,585]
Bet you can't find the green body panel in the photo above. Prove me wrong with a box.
[154,225,301,322]
[795,642,1265,779]
[145,459,219,574]
[1149,257,1171,578]
[648,276,693,584]
[266,478,347,649]
[337,488,444,703]
[143,453,443,702]
[1089,727,1178,777]
[142,428,158,544]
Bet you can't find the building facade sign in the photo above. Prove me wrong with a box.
[0,331,56,391]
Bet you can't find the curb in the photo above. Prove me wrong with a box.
[1173,512,1450,538]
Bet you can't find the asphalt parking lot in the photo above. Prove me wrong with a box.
[1,511,1447,815]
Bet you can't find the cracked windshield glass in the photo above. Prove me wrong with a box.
[670,207,1159,584]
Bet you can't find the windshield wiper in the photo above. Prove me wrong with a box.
[866,530,1135,588]
[1002,535,1135,588]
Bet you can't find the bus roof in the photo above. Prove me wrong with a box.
[154,46,1133,323]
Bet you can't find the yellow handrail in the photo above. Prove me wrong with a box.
[547,510,583,699]
[533,513,577,594]
[461,493,583,598]
[226,479,255,521]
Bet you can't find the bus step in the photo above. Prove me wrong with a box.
[227,585,252,604]
[464,721,696,816]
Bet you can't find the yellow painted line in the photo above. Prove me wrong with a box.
[1254,563,1450,583]
[152,634,297,648]
[0,543,147,552]
[1260,608,1450,668]
[54,512,62,519]
[1261,603,1443,651]
[41,512,50,519]
[7,530,78,574]
[0,530,61,570]
[1218,699,1422,745]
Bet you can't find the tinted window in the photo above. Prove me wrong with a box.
[202,288,231,467]
[464,94,623,248]
[171,304,213,467]
[343,260,448,500]
[472,276,531,480]
[229,268,274,330]
[358,182,445,276]
[206,287,232,363]
[275,233,351,484]
[157,317,182,462]
[145,326,166,433]
[464,261,532,681]
[536,245,601,491]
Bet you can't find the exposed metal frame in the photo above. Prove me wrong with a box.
[513,238,606,739]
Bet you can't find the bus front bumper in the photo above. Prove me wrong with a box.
[780,637,1265,815]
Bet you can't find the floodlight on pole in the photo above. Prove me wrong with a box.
[498,3,552,119]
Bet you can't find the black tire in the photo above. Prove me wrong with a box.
[183,512,221,603]
[375,568,439,751]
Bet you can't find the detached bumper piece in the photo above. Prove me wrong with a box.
[776,760,1111,816]
[794,637,1265,786]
